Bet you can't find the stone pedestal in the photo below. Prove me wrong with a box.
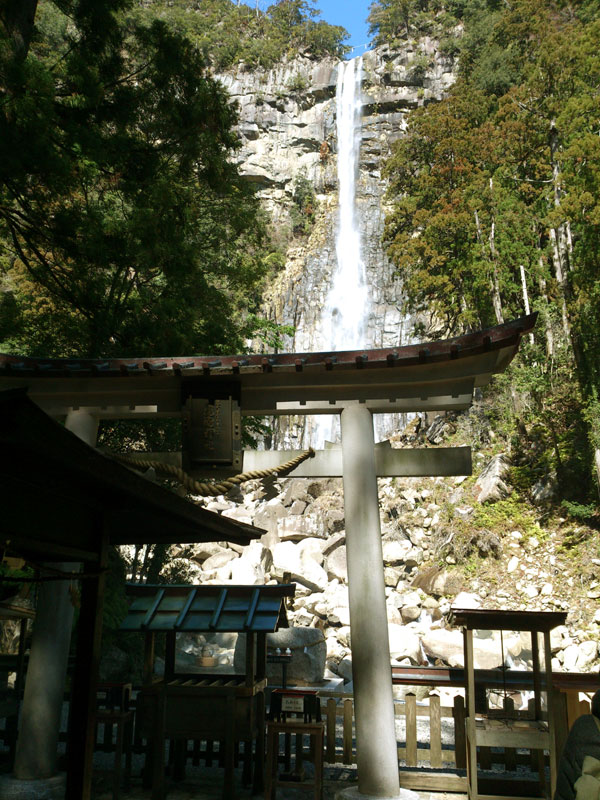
[0,774,66,799]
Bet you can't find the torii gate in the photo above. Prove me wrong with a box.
[0,314,535,799]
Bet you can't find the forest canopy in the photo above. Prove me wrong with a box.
[0,0,281,359]
[133,0,350,70]
[377,0,600,502]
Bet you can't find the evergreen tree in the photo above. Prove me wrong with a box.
[0,0,269,357]
[382,0,600,499]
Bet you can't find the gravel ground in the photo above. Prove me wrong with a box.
[91,764,466,800]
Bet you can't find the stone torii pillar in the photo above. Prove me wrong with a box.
[240,418,470,800]
[340,404,402,799]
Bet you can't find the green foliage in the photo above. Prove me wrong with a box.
[561,500,599,523]
[134,0,349,71]
[368,0,461,48]
[382,0,600,500]
[471,495,542,540]
[0,562,34,603]
[290,172,317,237]
[0,0,271,359]
[287,72,309,92]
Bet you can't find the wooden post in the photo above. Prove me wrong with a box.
[453,695,467,770]
[143,632,155,685]
[245,633,256,687]
[65,531,108,800]
[165,632,176,682]
[430,694,442,769]
[405,694,417,767]
[465,628,478,800]
[544,630,558,797]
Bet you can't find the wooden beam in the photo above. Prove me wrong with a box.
[65,528,108,800]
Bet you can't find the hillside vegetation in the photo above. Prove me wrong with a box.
[134,0,350,69]
[369,0,600,513]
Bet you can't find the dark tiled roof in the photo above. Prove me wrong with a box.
[0,315,536,378]
[120,583,295,633]
[0,388,263,561]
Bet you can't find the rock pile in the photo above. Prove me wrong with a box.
[158,436,599,687]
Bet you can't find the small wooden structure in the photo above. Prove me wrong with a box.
[449,608,567,800]
[120,583,296,799]
[0,388,263,799]
[266,689,324,800]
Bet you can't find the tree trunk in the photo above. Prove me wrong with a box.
[0,0,39,59]
[488,220,504,324]
[519,265,534,344]
[474,209,504,325]
[537,269,555,358]
[549,121,572,341]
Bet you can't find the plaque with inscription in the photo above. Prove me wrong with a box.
[182,396,242,472]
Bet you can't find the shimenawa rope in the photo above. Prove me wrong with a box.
[112,447,315,497]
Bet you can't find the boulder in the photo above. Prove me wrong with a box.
[189,542,230,564]
[412,566,463,597]
[421,628,465,667]
[325,546,348,582]
[202,550,238,572]
[474,453,512,503]
[550,625,572,653]
[388,624,422,663]
[400,606,421,623]
[234,627,326,684]
[385,567,402,587]
[577,640,598,670]
[277,514,322,541]
[230,542,270,584]
[337,655,354,682]
[382,539,412,564]
[452,591,482,609]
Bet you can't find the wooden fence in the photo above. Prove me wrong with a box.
[318,690,469,793]
[313,687,594,793]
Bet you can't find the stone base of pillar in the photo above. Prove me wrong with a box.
[0,774,66,799]
[335,786,420,800]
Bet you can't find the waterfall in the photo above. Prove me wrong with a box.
[313,57,367,448]
[321,57,368,352]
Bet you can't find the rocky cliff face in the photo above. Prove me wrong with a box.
[218,41,456,446]
[218,40,456,356]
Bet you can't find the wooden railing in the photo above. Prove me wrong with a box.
[315,684,596,793]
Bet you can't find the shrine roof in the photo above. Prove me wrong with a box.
[0,314,536,417]
[448,608,567,633]
[120,583,295,633]
[0,388,263,562]
[0,314,535,377]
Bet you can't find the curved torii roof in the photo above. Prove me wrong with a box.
[0,314,536,417]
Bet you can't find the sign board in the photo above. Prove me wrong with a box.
[280,695,305,713]
[182,396,242,472]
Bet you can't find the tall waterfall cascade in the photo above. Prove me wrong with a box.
[220,45,458,449]
[321,57,368,354]
[310,55,411,449]
[313,57,369,448]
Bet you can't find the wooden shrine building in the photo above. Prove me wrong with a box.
[0,388,263,799]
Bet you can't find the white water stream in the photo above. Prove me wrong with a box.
[313,57,368,447]
[321,57,369,352]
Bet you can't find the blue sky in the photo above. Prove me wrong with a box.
[240,1,372,55]
[315,0,372,55]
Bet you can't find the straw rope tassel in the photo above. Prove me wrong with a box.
[112,447,315,497]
